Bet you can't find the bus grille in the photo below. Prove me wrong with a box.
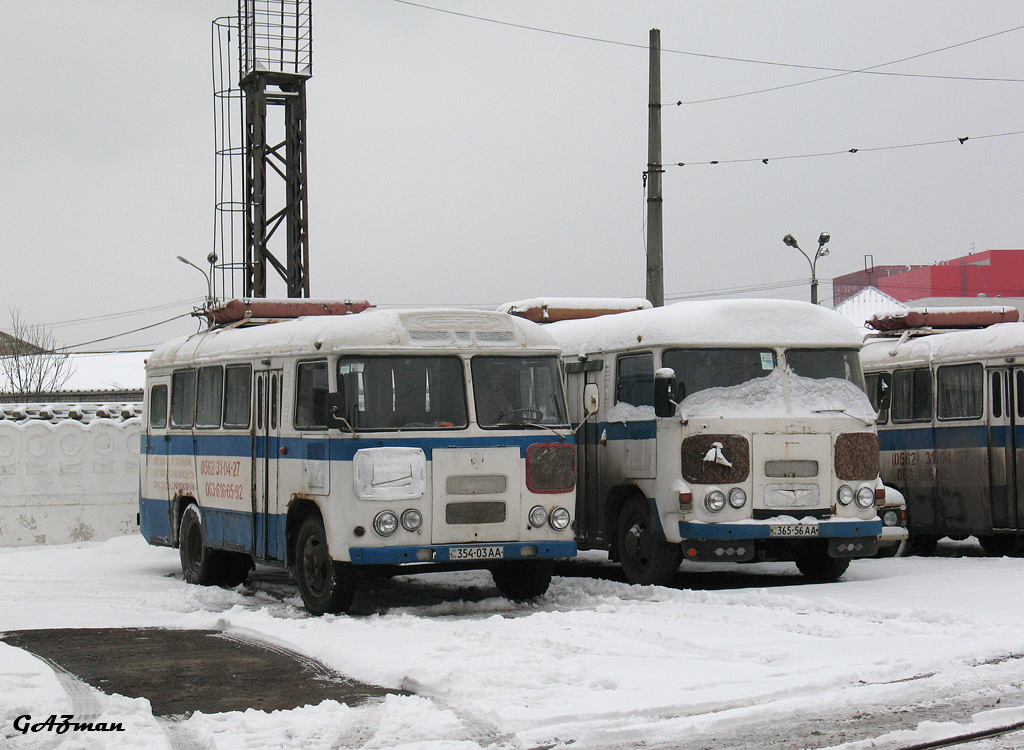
[835,433,879,480]
[446,502,507,525]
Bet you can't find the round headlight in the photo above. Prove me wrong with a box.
[549,506,571,530]
[855,486,875,509]
[401,508,423,532]
[373,510,399,537]
[882,509,899,527]
[705,489,726,513]
[837,485,854,506]
[728,488,747,509]
[529,505,548,528]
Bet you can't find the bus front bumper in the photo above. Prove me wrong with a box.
[677,518,882,562]
[349,540,577,566]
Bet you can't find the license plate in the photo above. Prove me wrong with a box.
[449,545,505,560]
[769,523,819,537]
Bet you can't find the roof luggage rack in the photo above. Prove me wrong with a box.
[866,306,1019,333]
[500,297,651,323]
[199,298,374,327]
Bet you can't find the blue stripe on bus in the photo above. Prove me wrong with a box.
[592,420,657,441]
[878,424,1002,452]
[349,541,577,565]
[143,433,573,459]
[678,518,882,541]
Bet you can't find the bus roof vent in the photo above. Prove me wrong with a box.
[200,298,374,326]
[866,306,1019,332]
[499,297,651,323]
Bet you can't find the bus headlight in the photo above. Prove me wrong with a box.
[855,486,875,509]
[549,507,571,530]
[882,509,899,527]
[837,485,854,506]
[728,488,747,509]
[529,505,549,528]
[373,510,399,537]
[705,489,726,513]
[401,509,423,532]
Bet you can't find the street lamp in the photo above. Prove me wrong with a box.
[783,232,830,305]
[177,253,218,308]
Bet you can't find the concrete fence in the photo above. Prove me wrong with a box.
[0,403,141,547]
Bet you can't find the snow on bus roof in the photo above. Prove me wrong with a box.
[861,321,1024,368]
[543,299,864,356]
[147,308,560,368]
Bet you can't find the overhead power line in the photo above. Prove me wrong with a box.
[391,0,1024,88]
[664,128,1024,168]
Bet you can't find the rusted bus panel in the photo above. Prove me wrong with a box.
[835,433,879,481]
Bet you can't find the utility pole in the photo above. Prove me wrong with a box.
[646,28,664,307]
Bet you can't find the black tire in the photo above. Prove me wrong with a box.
[903,533,939,557]
[979,534,1024,557]
[295,515,355,615]
[217,551,254,587]
[793,542,851,582]
[178,504,222,586]
[616,496,683,586]
[491,560,553,601]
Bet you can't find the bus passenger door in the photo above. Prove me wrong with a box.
[565,360,603,548]
[987,368,1017,531]
[253,369,283,560]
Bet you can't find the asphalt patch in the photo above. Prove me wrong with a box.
[2,628,405,716]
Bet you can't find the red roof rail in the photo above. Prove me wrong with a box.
[200,298,374,326]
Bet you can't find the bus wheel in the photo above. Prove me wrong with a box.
[218,551,253,587]
[616,497,682,586]
[979,534,1023,557]
[179,504,220,586]
[793,542,850,582]
[903,534,938,557]
[295,516,355,615]
[491,560,553,601]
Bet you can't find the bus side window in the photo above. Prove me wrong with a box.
[991,371,1003,419]
[865,372,890,423]
[224,365,252,429]
[170,369,197,428]
[149,384,168,429]
[196,366,224,428]
[1017,371,1024,419]
[891,368,932,423]
[616,353,654,406]
[295,360,329,430]
[936,363,983,421]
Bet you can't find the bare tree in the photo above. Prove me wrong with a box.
[0,308,74,398]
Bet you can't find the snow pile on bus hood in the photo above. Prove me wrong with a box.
[679,368,877,421]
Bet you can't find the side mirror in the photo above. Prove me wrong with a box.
[654,368,677,418]
[324,391,352,431]
[876,374,891,411]
[583,383,600,416]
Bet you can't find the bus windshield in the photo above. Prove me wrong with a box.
[337,356,468,430]
[785,348,866,391]
[662,348,777,400]
[471,356,568,428]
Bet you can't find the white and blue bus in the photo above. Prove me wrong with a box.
[504,298,888,585]
[140,300,576,614]
[861,306,1024,556]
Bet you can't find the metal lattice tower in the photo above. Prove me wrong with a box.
[215,1,312,300]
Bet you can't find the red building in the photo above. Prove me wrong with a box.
[832,249,1024,306]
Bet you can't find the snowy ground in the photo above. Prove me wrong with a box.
[2,538,1024,750]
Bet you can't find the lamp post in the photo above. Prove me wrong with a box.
[177,253,218,308]
[783,233,830,305]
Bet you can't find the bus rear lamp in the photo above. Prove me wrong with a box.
[549,507,571,530]
[728,488,747,509]
[373,510,399,537]
[855,486,875,509]
[705,489,726,513]
[837,486,855,506]
[529,505,548,528]
[401,509,423,532]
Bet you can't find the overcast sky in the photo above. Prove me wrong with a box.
[3,1,1022,351]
